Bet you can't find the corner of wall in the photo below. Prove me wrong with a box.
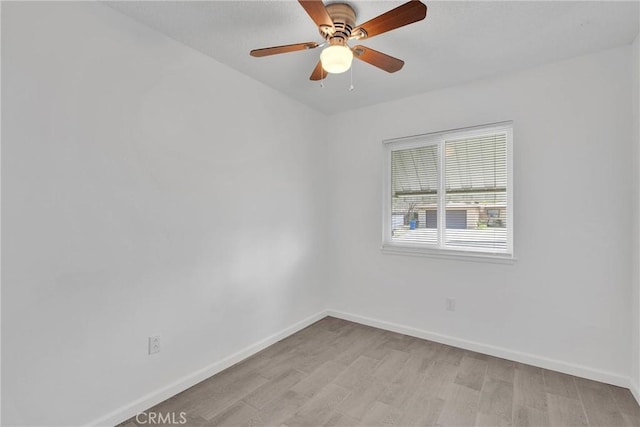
[632,30,640,404]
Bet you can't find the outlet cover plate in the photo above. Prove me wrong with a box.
[446,298,456,311]
[148,335,160,355]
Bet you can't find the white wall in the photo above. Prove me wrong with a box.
[632,31,640,401]
[327,46,633,384]
[2,2,638,424]
[1,2,327,425]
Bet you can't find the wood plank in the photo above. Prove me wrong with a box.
[476,377,514,426]
[290,360,347,398]
[207,401,262,427]
[422,360,460,398]
[397,386,445,426]
[323,411,361,427]
[372,349,410,383]
[283,383,350,427]
[476,411,512,427]
[358,401,402,427]
[383,333,417,352]
[253,390,309,426]
[317,316,352,332]
[405,337,440,359]
[486,357,516,383]
[335,376,386,420]
[291,326,341,354]
[513,365,547,411]
[455,354,488,391]
[513,404,549,427]
[242,369,305,409]
[608,385,640,417]
[378,355,428,407]
[330,329,383,366]
[576,377,626,427]
[192,370,269,420]
[363,333,404,360]
[252,346,308,380]
[436,384,481,427]
[622,412,640,427]
[434,345,465,366]
[289,345,342,374]
[543,369,579,399]
[546,393,588,426]
[333,355,380,390]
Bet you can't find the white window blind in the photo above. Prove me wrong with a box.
[383,123,513,259]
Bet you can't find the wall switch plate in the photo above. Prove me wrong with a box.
[446,298,456,311]
[148,335,160,354]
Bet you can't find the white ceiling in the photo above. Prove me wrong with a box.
[107,1,639,114]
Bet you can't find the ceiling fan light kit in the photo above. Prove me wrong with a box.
[320,44,353,74]
[250,0,427,81]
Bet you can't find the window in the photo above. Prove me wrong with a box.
[382,122,513,261]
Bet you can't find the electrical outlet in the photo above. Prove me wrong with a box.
[148,335,160,355]
[446,298,456,311]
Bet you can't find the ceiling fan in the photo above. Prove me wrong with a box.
[250,0,428,81]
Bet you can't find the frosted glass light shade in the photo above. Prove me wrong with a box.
[320,45,353,74]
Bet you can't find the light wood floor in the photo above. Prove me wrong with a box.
[121,317,640,426]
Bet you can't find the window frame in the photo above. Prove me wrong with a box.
[382,122,515,263]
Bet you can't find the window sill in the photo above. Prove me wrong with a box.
[381,244,517,264]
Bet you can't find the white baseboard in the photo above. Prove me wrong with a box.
[86,310,327,427]
[326,309,632,390]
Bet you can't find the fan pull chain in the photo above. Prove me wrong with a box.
[349,65,354,91]
[320,66,324,88]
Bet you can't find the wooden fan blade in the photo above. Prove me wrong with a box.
[250,42,319,57]
[352,45,404,73]
[352,0,427,40]
[309,61,326,81]
[298,1,335,32]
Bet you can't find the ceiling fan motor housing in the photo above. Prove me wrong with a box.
[321,3,356,46]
